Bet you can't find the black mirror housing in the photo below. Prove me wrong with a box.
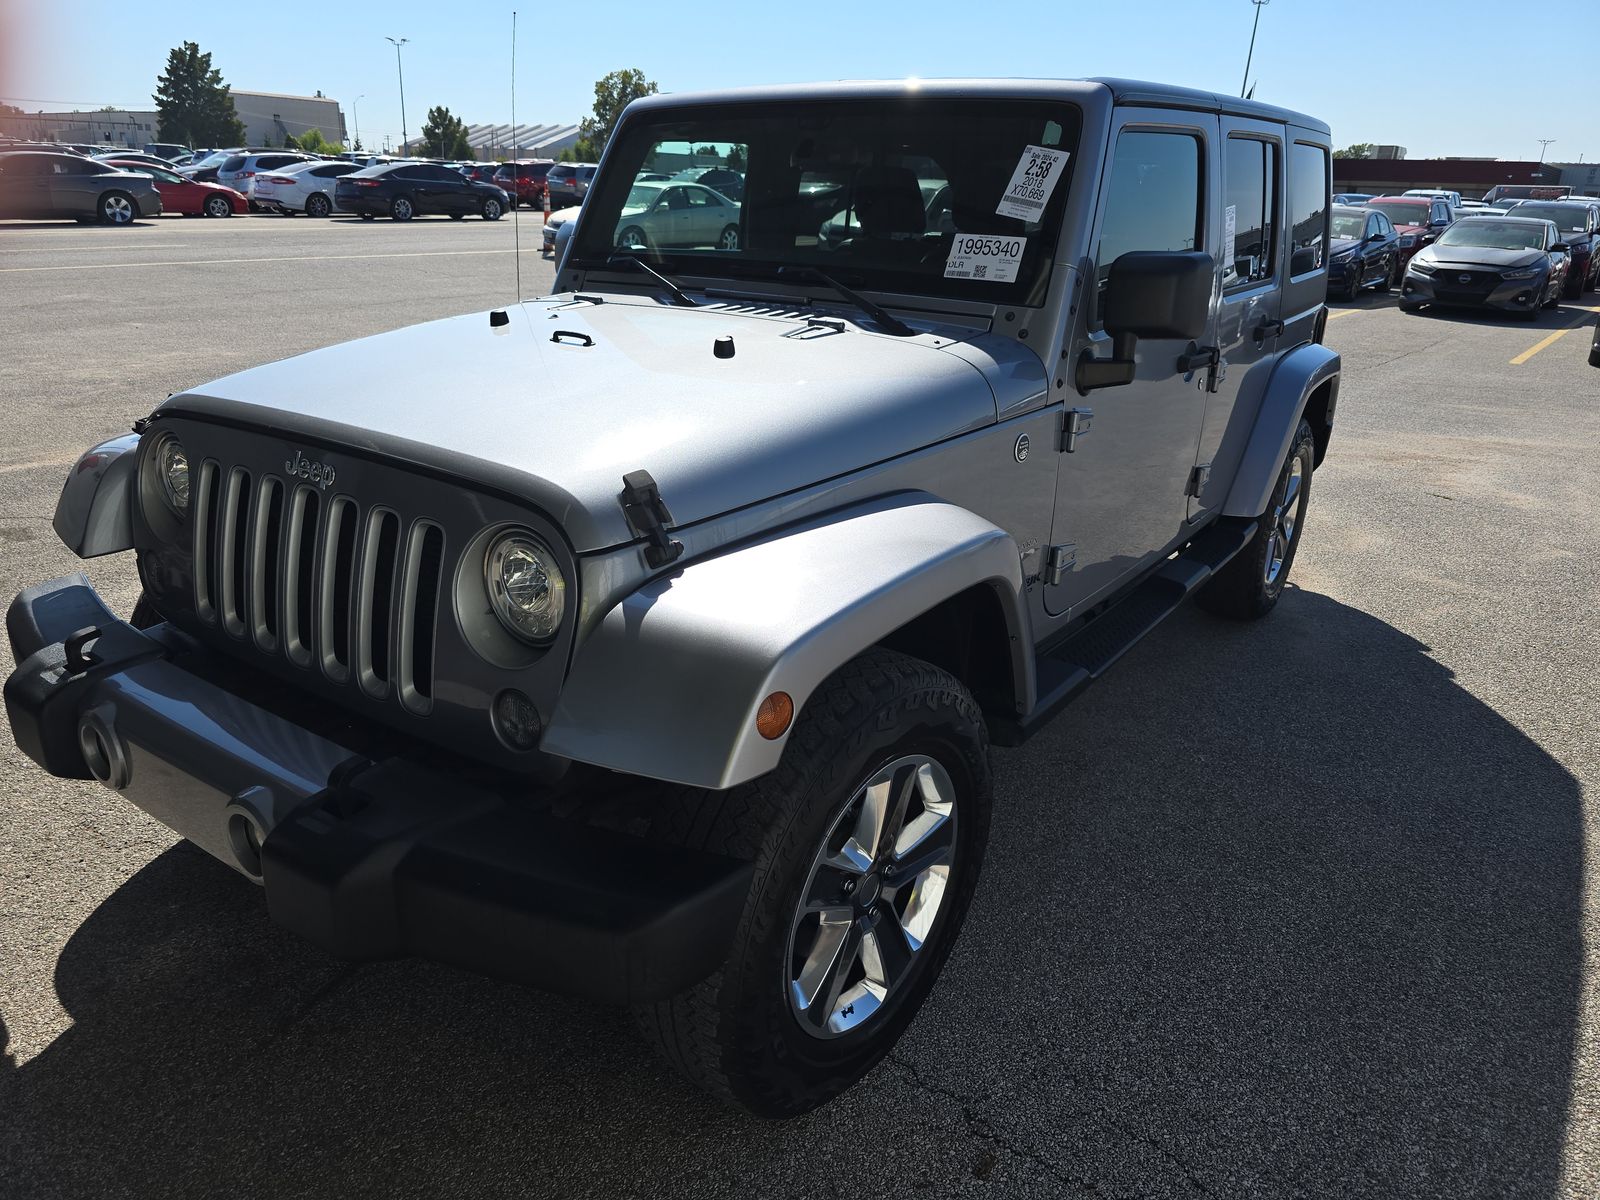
[1102,250,1215,341]
[1552,242,1569,253]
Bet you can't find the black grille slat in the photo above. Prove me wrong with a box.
[251,477,284,652]
[282,486,320,668]
[320,497,358,681]
[220,468,251,638]
[398,523,444,714]
[357,509,401,696]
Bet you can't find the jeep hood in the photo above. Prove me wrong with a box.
[161,298,1027,552]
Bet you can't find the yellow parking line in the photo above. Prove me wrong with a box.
[1510,311,1596,365]
[1324,309,1360,321]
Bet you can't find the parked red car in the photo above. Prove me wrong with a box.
[1365,195,1454,272]
[491,159,554,207]
[104,159,247,217]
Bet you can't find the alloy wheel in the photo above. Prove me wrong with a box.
[786,754,958,1040]
[204,196,230,218]
[102,194,134,224]
[1264,455,1305,587]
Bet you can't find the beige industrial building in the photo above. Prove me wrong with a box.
[0,89,345,150]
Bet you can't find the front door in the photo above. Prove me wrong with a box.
[1045,113,1215,618]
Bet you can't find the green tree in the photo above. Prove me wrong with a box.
[1333,143,1375,160]
[293,127,342,155]
[577,68,657,159]
[152,42,246,147]
[419,105,472,158]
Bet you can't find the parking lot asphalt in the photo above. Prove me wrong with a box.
[1,215,1597,1200]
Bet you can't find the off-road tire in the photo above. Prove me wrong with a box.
[634,647,992,1118]
[1197,418,1315,620]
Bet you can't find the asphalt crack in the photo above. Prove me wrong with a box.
[886,1053,1213,1197]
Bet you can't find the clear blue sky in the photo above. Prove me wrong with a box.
[4,0,1594,163]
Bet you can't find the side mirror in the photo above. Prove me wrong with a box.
[1552,242,1569,253]
[1365,232,1384,243]
[1079,250,1215,392]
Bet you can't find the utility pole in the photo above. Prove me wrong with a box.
[1536,138,1555,163]
[352,94,364,151]
[1241,0,1270,99]
[386,36,409,153]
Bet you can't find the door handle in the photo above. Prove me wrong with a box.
[1177,344,1218,372]
[1254,319,1285,339]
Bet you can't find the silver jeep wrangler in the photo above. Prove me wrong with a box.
[5,78,1338,1117]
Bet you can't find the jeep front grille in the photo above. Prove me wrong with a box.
[192,461,442,715]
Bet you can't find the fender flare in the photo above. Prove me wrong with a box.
[1221,343,1340,519]
[543,494,1031,790]
[52,434,141,558]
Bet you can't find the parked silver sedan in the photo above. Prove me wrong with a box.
[613,181,741,251]
[0,150,163,224]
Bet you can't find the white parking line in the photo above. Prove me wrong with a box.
[0,243,194,253]
[0,246,542,274]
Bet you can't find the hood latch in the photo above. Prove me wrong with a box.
[619,470,684,568]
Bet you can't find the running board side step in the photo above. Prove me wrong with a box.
[989,517,1257,746]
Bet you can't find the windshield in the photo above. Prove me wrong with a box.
[571,98,1082,306]
[1437,220,1548,251]
[1330,212,1367,239]
[1367,200,1429,225]
[1509,203,1590,231]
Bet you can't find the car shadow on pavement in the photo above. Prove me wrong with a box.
[0,589,1583,1199]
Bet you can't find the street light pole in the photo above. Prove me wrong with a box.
[352,94,364,151]
[1537,138,1555,163]
[1241,0,1270,98]
[385,36,409,153]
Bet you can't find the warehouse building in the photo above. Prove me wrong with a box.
[403,122,581,161]
[0,89,345,151]
[1332,157,1564,200]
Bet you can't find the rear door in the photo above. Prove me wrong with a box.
[1192,119,1283,519]
[1045,110,1215,618]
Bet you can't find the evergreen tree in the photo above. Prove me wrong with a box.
[153,42,247,147]
[420,106,472,159]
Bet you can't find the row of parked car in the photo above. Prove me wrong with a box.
[1327,188,1599,318]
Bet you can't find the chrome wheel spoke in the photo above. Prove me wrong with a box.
[887,828,954,898]
[862,908,914,991]
[791,912,859,1023]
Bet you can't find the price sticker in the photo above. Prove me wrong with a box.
[996,145,1070,222]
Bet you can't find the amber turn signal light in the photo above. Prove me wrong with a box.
[755,692,794,740]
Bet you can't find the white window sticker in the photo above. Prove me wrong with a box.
[1224,204,1237,272]
[996,145,1071,222]
[944,233,1027,283]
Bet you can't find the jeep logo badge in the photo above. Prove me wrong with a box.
[285,450,337,490]
[1014,433,1030,463]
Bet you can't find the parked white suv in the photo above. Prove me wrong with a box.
[216,152,314,200]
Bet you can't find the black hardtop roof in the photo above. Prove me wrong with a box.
[623,77,1329,136]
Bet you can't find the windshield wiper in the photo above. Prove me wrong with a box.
[776,266,916,337]
[606,254,696,307]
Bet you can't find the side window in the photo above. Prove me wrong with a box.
[1095,129,1203,306]
[685,187,718,208]
[1224,136,1278,288]
[1287,142,1330,276]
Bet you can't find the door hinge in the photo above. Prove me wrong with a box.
[1186,463,1211,498]
[1058,407,1093,452]
[1045,543,1077,585]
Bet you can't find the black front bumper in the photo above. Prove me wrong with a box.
[4,576,752,1005]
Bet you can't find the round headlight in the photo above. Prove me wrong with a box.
[484,532,566,644]
[155,435,189,514]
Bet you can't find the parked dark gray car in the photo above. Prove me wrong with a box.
[1400,216,1569,318]
[6,77,1340,1118]
[0,150,163,223]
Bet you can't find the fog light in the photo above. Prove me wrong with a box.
[492,689,542,751]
